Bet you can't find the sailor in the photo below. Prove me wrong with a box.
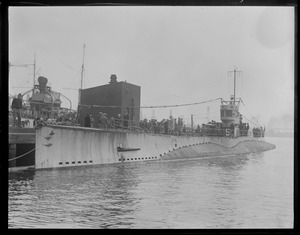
[260,126,263,137]
[109,116,115,129]
[115,114,122,128]
[164,119,169,134]
[33,115,39,127]
[153,120,158,134]
[98,112,103,128]
[245,123,249,136]
[90,114,94,128]
[103,113,109,128]
[195,124,200,133]
[174,118,178,135]
[57,113,63,122]
[183,125,186,134]
[11,93,23,127]
[100,113,108,129]
[178,118,183,135]
[84,113,91,127]
[253,127,257,137]
[143,119,148,131]
[169,116,175,134]
[123,111,129,128]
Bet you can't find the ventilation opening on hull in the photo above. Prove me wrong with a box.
[66,162,69,164]
[59,162,63,165]
[78,161,81,163]
[89,160,93,163]
[72,161,76,164]
[84,161,87,163]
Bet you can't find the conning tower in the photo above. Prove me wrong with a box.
[220,68,243,137]
[220,95,242,128]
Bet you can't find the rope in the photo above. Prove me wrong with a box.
[240,99,261,126]
[242,114,261,127]
[78,97,222,109]
[9,148,35,161]
[42,45,80,73]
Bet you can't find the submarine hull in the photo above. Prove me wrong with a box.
[34,125,275,169]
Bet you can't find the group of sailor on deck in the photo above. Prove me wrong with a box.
[10,94,265,139]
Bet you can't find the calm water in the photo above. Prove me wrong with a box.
[8,137,293,228]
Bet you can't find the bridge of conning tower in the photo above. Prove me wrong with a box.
[220,95,242,128]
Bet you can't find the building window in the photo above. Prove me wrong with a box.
[221,110,225,117]
[225,110,232,117]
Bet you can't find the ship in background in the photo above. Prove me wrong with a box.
[9,76,73,127]
[9,56,73,128]
[9,59,74,170]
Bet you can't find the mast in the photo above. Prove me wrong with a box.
[33,53,36,88]
[78,44,86,107]
[77,44,86,123]
[228,67,242,105]
[80,44,86,92]
[233,69,236,105]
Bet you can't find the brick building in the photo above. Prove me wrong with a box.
[78,74,141,127]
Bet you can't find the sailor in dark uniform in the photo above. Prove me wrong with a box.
[84,113,91,127]
[11,93,23,127]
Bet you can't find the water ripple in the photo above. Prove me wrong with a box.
[9,137,293,228]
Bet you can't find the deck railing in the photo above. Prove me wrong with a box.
[25,113,264,139]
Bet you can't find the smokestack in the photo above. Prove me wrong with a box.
[38,76,48,93]
[109,74,117,84]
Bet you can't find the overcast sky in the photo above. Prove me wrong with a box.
[8,6,294,126]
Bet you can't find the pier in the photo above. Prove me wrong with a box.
[9,127,36,169]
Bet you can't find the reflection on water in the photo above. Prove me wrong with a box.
[9,137,293,228]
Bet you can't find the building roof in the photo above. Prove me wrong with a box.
[82,81,140,91]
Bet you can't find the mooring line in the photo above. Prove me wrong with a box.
[8,148,35,161]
